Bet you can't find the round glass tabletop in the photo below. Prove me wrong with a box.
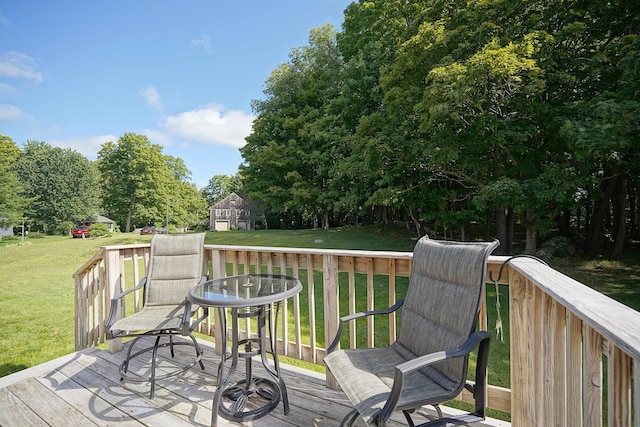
[189,273,302,308]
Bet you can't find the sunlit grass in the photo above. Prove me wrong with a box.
[2,223,638,422]
[0,232,153,376]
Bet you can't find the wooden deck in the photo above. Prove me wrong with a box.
[0,337,508,426]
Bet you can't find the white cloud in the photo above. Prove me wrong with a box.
[49,134,117,159]
[142,128,172,147]
[0,83,18,97]
[0,51,43,83]
[191,33,212,54]
[160,104,253,148]
[0,104,26,121]
[139,85,163,110]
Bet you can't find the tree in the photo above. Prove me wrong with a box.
[241,25,346,229]
[98,133,206,231]
[201,174,242,207]
[237,0,640,255]
[0,136,28,227]
[15,141,100,233]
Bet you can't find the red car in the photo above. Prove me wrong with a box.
[72,225,89,238]
[140,226,156,235]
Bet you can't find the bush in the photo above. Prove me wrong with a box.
[55,221,76,236]
[87,222,111,238]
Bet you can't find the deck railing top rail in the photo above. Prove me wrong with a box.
[508,256,640,360]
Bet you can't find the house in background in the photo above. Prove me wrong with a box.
[81,215,116,232]
[0,222,12,238]
[209,193,253,231]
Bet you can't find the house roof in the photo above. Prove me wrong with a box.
[212,192,249,209]
[83,215,115,224]
[95,215,115,223]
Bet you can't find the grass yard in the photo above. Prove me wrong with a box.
[1,226,638,412]
[0,232,154,376]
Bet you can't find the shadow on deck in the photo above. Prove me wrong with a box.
[0,337,508,426]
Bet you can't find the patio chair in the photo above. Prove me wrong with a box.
[324,237,499,426]
[106,232,209,398]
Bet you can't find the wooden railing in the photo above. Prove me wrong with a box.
[74,243,640,426]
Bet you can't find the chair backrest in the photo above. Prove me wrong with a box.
[396,237,499,384]
[144,233,206,307]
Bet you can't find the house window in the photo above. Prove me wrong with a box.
[216,209,221,216]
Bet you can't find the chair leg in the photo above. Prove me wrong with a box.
[187,332,205,370]
[121,335,143,377]
[340,408,360,427]
[119,333,204,398]
[149,336,162,398]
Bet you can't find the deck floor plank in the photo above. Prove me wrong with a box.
[7,377,99,426]
[0,337,506,426]
[0,387,48,426]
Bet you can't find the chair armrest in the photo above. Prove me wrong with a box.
[378,331,491,423]
[105,277,147,332]
[326,299,405,353]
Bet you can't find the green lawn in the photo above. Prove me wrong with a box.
[0,226,417,378]
[1,226,638,405]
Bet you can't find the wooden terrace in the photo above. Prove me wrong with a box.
[1,242,639,426]
[0,336,507,426]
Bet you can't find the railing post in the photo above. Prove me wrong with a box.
[105,248,123,353]
[74,273,86,351]
[509,267,535,425]
[323,254,340,389]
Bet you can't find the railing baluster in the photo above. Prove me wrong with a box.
[388,259,396,345]
[293,254,303,359]
[347,256,356,348]
[584,325,603,427]
[609,344,632,427]
[634,358,640,427]
[366,257,374,348]
[306,254,316,363]
[566,312,583,423]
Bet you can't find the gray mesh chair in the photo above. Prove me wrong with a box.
[106,232,209,397]
[324,237,499,426]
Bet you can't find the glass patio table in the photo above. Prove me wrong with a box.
[188,273,302,427]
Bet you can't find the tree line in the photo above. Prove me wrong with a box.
[0,133,227,234]
[2,0,638,256]
[239,0,639,255]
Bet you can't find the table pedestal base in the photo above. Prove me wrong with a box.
[218,377,281,422]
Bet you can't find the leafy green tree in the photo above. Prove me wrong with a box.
[98,133,206,231]
[241,25,344,229]
[201,174,242,206]
[238,0,639,255]
[15,141,100,233]
[335,0,425,227]
[0,135,28,227]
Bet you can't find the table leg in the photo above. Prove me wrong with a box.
[261,303,290,415]
[211,304,290,425]
[211,307,238,427]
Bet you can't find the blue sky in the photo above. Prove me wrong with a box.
[0,1,351,188]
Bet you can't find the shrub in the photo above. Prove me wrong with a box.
[87,222,111,238]
[56,221,76,236]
